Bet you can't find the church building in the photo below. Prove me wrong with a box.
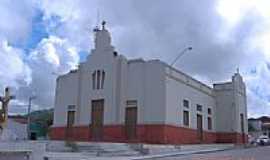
[50,22,248,144]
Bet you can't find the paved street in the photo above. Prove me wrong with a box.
[0,152,29,160]
[149,146,270,160]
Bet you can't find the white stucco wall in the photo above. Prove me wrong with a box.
[126,60,145,124]
[214,83,235,133]
[116,56,128,124]
[214,73,248,134]
[233,74,248,134]
[53,71,79,126]
[165,67,216,131]
[144,60,166,124]
[125,60,166,124]
[78,48,119,126]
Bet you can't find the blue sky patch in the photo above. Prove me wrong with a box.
[24,10,48,52]
[79,50,89,62]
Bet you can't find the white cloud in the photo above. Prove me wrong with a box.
[217,0,270,59]
[244,62,270,118]
[0,0,36,114]
[24,35,79,108]
[0,0,35,89]
[0,39,32,91]
[0,34,80,113]
[0,0,35,43]
[0,0,82,113]
[38,0,98,51]
[29,35,79,72]
[216,0,255,27]
[247,89,270,118]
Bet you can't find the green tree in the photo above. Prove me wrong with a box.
[248,123,256,132]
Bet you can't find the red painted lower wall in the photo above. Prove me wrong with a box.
[49,124,247,144]
[216,132,248,144]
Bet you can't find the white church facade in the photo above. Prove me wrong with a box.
[50,22,248,144]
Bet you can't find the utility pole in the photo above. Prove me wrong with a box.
[27,96,36,140]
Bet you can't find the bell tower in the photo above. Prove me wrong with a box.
[214,71,248,144]
[93,21,114,52]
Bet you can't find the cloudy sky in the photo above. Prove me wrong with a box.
[0,0,270,117]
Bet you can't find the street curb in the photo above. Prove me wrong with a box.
[130,148,233,160]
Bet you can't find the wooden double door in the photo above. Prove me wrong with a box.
[91,99,104,141]
[90,100,138,141]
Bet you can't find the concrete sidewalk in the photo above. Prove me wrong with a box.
[45,143,234,160]
[0,141,236,160]
[130,147,232,160]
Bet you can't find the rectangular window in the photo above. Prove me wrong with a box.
[197,104,202,111]
[208,108,212,115]
[127,100,137,108]
[207,117,212,130]
[68,105,76,110]
[183,111,189,126]
[183,99,189,108]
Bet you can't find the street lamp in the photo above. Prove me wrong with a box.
[170,47,192,67]
[27,96,36,140]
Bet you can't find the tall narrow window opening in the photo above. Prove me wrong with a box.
[183,110,189,126]
[101,70,105,89]
[92,71,96,90]
[97,70,101,89]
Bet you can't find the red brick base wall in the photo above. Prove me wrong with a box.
[216,132,248,144]
[49,124,247,144]
[163,125,217,144]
